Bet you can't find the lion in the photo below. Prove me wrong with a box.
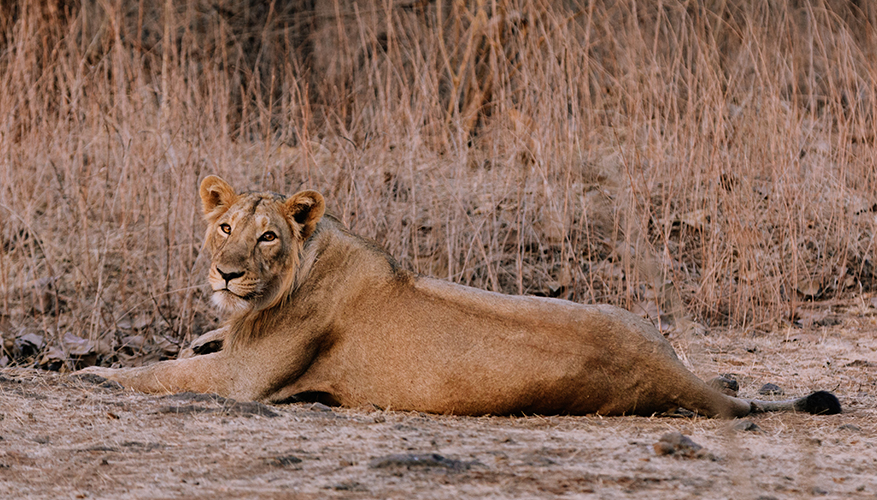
[77,175,841,418]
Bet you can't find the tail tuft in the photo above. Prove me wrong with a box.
[801,391,841,415]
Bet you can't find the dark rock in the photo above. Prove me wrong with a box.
[653,432,714,459]
[758,383,784,396]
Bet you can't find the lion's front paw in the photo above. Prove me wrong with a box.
[71,367,124,389]
[179,327,226,359]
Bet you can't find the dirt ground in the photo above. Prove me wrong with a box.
[1,316,876,499]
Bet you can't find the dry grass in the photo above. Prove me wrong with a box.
[1,1,876,366]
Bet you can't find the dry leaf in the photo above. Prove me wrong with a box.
[62,332,94,357]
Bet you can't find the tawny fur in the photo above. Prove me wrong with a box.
[77,176,840,418]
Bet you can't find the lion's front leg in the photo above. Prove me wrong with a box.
[76,352,244,399]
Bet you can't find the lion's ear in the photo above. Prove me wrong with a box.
[200,175,238,223]
[285,190,325,239]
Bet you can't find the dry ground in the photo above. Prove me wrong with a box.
[1,318,876,499]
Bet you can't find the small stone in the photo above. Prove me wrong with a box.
[732,420,761,432]
[653,432,712,459]
[758,383,784,396]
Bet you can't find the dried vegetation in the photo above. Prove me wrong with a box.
[1,0,876,369]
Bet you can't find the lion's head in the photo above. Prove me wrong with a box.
[199,175,325,313]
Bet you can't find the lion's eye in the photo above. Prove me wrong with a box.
[260,232,276,242]
[219,223,231,235]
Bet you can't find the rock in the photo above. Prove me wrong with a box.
[653,432,714,459]
[732,420,761,432]
[758,383,784,396]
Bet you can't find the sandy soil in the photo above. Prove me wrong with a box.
[1,320,875,499]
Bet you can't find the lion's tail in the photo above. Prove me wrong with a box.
[742,390,841,415]
[675,378,841,418]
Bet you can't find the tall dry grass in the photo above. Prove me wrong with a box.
[1,1,876,366]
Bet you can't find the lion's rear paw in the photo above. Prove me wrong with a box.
[707,375,739,396]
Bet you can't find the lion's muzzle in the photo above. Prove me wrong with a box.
[216,267,245,286]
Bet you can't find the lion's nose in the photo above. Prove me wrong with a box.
[217,267,244,284]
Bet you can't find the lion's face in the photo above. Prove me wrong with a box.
[199,176,325,313]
